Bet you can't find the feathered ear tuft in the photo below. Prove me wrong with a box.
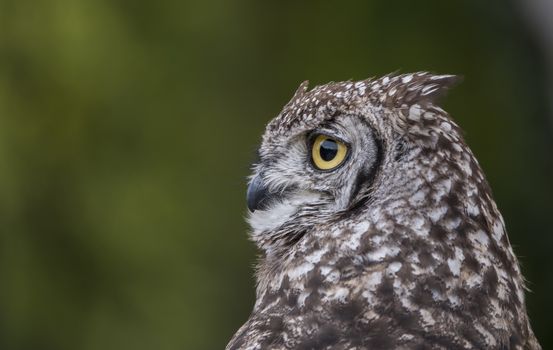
[280,80,310,112]
[293,80,310,99]
[372,72,461,107]
[414,73,461,103]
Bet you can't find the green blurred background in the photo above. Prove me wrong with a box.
[0,0,552,349]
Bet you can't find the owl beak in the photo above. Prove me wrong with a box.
[247,175,269,212]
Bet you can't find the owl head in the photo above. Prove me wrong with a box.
[247,73,461,256]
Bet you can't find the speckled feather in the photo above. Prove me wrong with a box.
[227,72,540,350]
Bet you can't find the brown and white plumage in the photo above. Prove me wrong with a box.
[227,72,540,350]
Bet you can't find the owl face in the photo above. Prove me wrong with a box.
[248,115,380,211]
[248,115,380,235]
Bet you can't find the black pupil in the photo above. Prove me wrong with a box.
[320,139,338,161]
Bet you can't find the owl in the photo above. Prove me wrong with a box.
[226,73,541,350]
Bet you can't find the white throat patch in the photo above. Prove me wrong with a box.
[247,191,323,234]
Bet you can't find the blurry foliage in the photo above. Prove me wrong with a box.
[0,0,551,349]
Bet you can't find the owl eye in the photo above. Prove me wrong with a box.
[311,134,348,170]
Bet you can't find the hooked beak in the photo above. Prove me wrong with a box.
[247,175,279,212]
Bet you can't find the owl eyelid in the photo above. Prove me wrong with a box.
[306,131,350,149]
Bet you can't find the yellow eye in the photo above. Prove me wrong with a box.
[311,134,348,170]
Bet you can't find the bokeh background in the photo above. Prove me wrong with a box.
[0,0,552,349]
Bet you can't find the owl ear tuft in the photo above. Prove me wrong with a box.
[281,80,310,111]
[417,73,461,101]
[378,72,462,107]
[292,80,310,99]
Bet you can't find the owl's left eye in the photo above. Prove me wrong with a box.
[311,134,349,170]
